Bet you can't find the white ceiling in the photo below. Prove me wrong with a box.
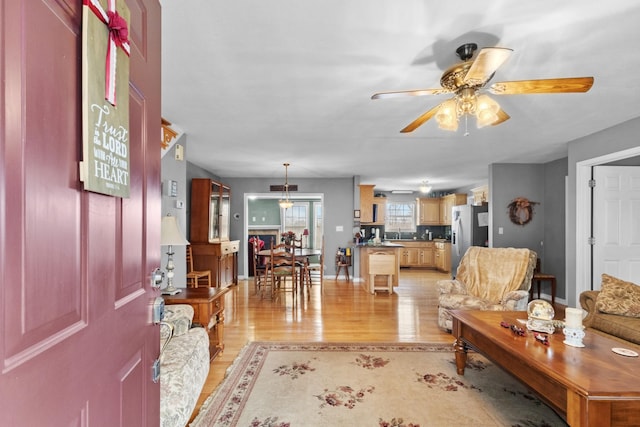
[161,1,640,192]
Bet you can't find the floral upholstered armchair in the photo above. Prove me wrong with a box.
[438,247,537,331]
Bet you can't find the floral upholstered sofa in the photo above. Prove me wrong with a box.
[580,274,640,345]
[437,247,537,331]
[160,304,210,427]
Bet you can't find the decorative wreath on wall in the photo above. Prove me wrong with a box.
[507,197,538,226]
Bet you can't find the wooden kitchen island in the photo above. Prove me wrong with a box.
[357,243,403,294]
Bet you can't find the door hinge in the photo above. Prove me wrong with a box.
[588,179,596,188]
[588,236,596,245]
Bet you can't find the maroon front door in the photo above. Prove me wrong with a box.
[0,0,162,425]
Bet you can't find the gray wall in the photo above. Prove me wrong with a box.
[489,163,545,251]
[488,161,568,300]
[160,135,189,287]
[542,158,568,300]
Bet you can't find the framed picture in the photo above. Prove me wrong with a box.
[354,209,361,219]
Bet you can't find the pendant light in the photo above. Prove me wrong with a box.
[279,163,294,209]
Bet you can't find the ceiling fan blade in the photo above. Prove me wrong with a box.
[491,109,510,126]
[400,103,442,133]
[371,88,451,100]
[489,77,594,95]
[463,47,513,86]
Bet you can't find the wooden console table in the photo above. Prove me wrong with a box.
[451,310,640,427]
[163,287,229,360]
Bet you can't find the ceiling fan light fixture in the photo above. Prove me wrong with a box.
[419,181,432,194]
[435,99,459,131]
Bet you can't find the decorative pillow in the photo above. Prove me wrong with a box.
[595,274,640,317]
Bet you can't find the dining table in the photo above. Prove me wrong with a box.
[257,247,322,259]
[257,247,322,291]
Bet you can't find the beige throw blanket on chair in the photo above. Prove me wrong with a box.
[456,247,531,305]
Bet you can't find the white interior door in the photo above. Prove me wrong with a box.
[592,166,640,288]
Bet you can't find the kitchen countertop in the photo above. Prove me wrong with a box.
[354,242,404,248]
[382,239,451,243]
[354,239,452,248]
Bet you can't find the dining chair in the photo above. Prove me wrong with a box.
[303,236,324,294]
[251,238,268,295]
[186,245,211,288]
[267,242,298,300]
[293,236,303,249]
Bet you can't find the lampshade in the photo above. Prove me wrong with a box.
[475,94,500,128]
[419,181,432,194]
[161,215,189,246]
[435,99,459,131]
[278,199,294,209]
[303,228,309,236]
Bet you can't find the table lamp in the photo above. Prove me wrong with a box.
[161,214,189,295]
[303,228,309,248]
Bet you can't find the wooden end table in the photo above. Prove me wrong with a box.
[451,310,640,427]
[163,287,229,360]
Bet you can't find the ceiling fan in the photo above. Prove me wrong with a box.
[372,43,594,133]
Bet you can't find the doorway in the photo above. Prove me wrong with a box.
[592,166,640,287]
[243,193,324,278]
[576,146,640,302]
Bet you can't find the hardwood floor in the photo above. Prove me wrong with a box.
[193,269,454,420]
[191,268,564,420]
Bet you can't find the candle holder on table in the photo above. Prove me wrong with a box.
[563,307,585,347]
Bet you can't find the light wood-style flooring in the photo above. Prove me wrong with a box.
[193,269,453,420]
[192,269,563,421]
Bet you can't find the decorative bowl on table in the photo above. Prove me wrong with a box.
[526,299,556,334]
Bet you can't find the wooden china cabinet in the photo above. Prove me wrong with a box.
[189,178,239,288]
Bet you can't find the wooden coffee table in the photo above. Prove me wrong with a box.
[451,310,640,427]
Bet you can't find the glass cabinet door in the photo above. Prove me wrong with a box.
[208,193,220,241]
[208,181,231,242]
[219,187,230,241]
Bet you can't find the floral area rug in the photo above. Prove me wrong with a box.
[190,342,567,427]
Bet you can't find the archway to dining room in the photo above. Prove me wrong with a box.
[243,193,324,278]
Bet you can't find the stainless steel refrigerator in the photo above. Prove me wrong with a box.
[451,204,489,277]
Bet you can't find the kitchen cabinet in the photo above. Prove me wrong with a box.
[359,184,386,225]
[439,194,467,225]
[190,178,238,288]
[359,184,375,223]
[399,241,435,268]
[435,241,451,273]
[420,245,435,266]
[416,198,441,226]
[373,197,386,225]
[401,247,420,266]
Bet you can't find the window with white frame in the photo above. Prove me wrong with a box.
[282,203,308,238]
[385,201,416,232]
